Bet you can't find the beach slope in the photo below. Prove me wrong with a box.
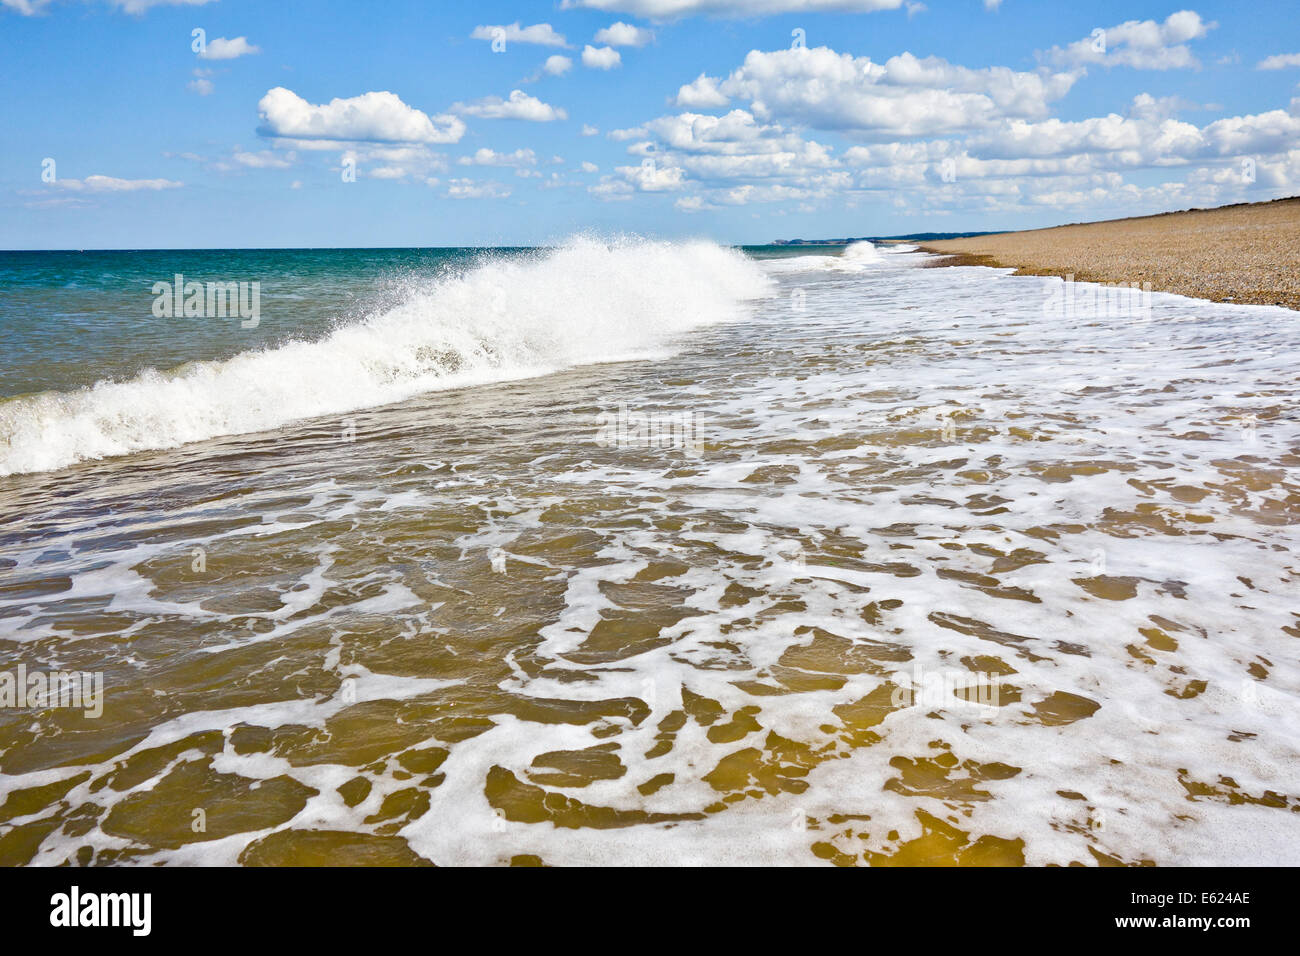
[916,196,1300,310]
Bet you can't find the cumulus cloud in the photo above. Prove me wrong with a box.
[258,87,465,144]
[1257,53,1300,70]
[445,178,512,199]
[1041,10,1216,70]
[198,36,260,60]
[693,47,1078,139]
[470,22,568,47]
[452,89,568,121]
[832,89,1300,217]
[674,73,729,108]
[340,144,448,181]
[11,0,221,14]
[2,0,54,14]
[54,175,183,192]
[601,106,849,208]
[616,159,686,190]
[458,147,538,167]
[231,148,295,169]
[582,45,622,69]
[112,0,216,12]
[542,55,573,75]
[608,125,648,140]
[594,22,654,46]
[561,0,903,17]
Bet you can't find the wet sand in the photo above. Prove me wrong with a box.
[915,196,1300,310]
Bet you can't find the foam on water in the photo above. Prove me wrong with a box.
[1,241,1298,867]
[0,237,772,476]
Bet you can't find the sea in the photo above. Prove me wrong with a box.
[0,237,1297,865]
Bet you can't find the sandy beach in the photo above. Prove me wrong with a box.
[916,197,1300,310]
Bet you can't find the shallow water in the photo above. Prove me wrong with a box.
[1,240,1297,866]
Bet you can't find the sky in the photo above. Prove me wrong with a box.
[3,0,1299,249]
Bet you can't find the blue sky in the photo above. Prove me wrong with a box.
[3,0,1299,248]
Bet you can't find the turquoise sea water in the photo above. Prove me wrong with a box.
[0,245,813,399]
[0,248,535,398]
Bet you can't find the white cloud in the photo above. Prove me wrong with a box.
[543,55,573,76]
[199,36,260,60]
[608,125,648,140]
[1199,108,1300,156]
[1042,10,1216,71]
[594,22,654,47]
[699,47,1078,138]
[458,147,538,167]
[258,87,465,143]
[54,175,183,192]
[560,0,903,17]
[9,0,219,12]
[675,73,729,108]
[582,45,622,70]
[1257,53,1300,70]
[715,182,820,204]
[603,106,848,207]
[188,68,213,96]
[342,145,448,180]
[232,148,295,169]
[470,22,568,47]
[983,0,1001,9]
[953,97,1300,167]
[830,88,1300,217]
[581,124,601,136]
[446,178,512,199]
[580,161,600,172]
[111,0,217,12]
[616,160,686,190]
[453,89,568,122]
[2,0,53,14]
[590,177,634,200]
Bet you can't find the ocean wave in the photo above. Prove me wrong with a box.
[0,237,773,476]
[757,240,915,274]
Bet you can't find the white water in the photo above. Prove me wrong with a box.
[0,237,772,476]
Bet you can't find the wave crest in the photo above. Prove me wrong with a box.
[0,237,772,476]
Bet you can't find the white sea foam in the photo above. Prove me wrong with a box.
[0,237,772,476]
[758,239,913,275]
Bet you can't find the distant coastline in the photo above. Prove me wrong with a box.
[769,231,995,245]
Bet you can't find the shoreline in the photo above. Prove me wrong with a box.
[910,196,1300,311]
